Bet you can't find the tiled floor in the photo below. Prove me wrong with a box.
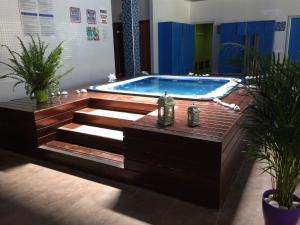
[0,148,299,225]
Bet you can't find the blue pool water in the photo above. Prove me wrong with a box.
[89,76,240,100]
[113,77,227,95]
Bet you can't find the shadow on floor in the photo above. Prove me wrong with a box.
[110,159,255,225]
[216,159,255,225]
[0,150,27,171]
[0,196,59,225]
[0,148,255,225]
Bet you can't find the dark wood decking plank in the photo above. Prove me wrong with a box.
[41,140,124,168]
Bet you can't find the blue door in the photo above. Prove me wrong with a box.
[159,22,195,75]
[158,22,173,74]
[218,20,275,74]
[218,22,245,74]
[288,18,300,62]
[247,21,275,55]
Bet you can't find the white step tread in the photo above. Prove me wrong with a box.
[76,108,144,121]
[59,123,124,141]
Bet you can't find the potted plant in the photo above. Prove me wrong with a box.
[0,36,73,104]
[244,51,300,225]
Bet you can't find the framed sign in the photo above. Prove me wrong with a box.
[87,26,100,41]
[70,7,81,23]
[86,9,96,24]
[99,9,108,25]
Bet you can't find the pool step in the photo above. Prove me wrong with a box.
[39,140,124,168]
[88,98,157,115]
[56,123,124,154]
[73,108,144,130]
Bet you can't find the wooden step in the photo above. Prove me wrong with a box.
[39,140,124,168]
[73,108,145,129]
[88,98,157,115]
[56,123,124,153]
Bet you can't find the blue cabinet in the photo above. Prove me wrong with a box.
[159,22,195,75]
[219,20,275,74]
[288,18,300,62]
[219,23,246,74]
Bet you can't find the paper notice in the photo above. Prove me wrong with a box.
[99,9,108,25]
[40,14,55,36]
[70,7,81,23]
[21,12,40,35]
[37,0,54,14]
[19,0,55,36]
[87,9,96,24]
[101,27,109,41]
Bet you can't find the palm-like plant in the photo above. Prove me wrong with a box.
[244,50,300,208]
[0,35,73,104]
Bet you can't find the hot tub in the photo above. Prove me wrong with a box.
[88,75,241,100]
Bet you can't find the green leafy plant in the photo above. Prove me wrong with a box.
[0,35,73,103]
[240,47,300,208]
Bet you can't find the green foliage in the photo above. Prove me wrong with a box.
[240,47,300,208]
[0,35,73,96]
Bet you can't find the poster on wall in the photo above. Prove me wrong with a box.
[19,0,37,12]
[37,0,55,36]
[20,12,40,35]
[87,26,100,41]
[40,14,55,36]
[86,9,96,24]
[70,7,81,23]
[38,0,54,14]
[19,0,55,36]
[99,9,108,25]
[99,9,109,41]
[100,28,109,41]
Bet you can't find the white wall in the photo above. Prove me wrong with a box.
[111,0,122,22]
[189,0,300,72]
[111,0,150,23]
[150,0,191,73]
[0,0,115,102]
[139,0,150,21]
[247,0,300,56]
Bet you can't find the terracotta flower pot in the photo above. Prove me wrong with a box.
[262,190,300,225]
[34,90,48,104]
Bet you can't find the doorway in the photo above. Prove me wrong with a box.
[287,17,300,62]
[139,20,151,74]
[113,23,124,78]
[194,23,213,74]
[113,20,152,78]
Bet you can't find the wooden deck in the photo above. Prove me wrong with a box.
[0,87,251,208]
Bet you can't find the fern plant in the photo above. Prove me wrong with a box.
[242,48,300,208]
[0,35,73,104]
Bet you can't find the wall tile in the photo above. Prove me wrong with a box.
[122,0,141,77]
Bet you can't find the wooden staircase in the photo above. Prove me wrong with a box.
[73,108,144,130]
[39,100,156,171]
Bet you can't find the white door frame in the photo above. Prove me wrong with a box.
[192,21,216,73]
